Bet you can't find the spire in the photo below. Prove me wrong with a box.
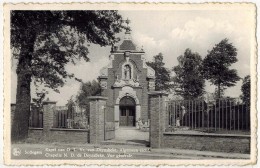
[118,18,136,50]
[124,18,132,40]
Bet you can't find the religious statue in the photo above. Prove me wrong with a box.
[124,65,131,80]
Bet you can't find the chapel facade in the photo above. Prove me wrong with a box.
[98,27,155,129]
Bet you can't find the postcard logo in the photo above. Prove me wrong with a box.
[12,148,21,156]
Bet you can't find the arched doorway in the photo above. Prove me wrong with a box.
[119,96,136,127]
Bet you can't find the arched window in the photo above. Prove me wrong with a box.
[123,64,131,80]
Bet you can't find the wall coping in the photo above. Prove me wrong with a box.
[29,127,43,130]
[163,132,251,138]
[50,128,89,132]
[88,96,108,100]
[148,91,168,96]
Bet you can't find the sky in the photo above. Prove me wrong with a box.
[11,9,253,105]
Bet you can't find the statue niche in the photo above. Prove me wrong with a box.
[123,64,132,80]
[113,62,140,87]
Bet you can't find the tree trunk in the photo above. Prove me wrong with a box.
[217,83,221,99]
[11,33,35,142]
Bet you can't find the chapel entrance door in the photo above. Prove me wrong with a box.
[119,106,135,126]
[119,96,136,127]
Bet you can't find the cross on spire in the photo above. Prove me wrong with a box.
[123,18,131,34]
[125,18,130,26]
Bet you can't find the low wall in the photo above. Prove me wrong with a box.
[48,128,89,143]
[28,128,44,140]
[163,132,250,154]
[28,128,89,143]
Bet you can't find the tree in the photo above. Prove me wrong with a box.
[31,89,47,109]
[172,48,205,99]
[146,53,171,91]
[66,96,76,120]
[240,75,250,106]
[76,80,101,108]
[202,38,240,99]
[11,11,125,141]
[213,86,225,99]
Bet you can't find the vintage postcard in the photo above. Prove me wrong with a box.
[3,2,257,166]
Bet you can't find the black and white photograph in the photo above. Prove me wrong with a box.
[3,2,257,166]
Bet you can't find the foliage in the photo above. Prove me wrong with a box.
[11,11,125,141]
[146,53,171,91]
[66,96,76,107]
[32,89,48,109]
[240,75,250,106]
[12,11,125,90]
[172,48,205,99]
[202,38,240,98]
[76,80,101,107]
[213,86,225,99]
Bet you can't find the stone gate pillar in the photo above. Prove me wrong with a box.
[148,91,168,148]
[88,96,108,144]
[42,100,56,134]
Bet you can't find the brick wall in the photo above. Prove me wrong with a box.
[28,128,89,143]
[28,128,44,140]
[48,129,89,143]
[42,101,56,134]
[147,91,250,154]
[103,52,150,122]
[149,95,160,148]
[89,96,107,144]
[162,133,250,154]
[148,91,168,148]
[26,101,89,144]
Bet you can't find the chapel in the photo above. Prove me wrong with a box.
[98,21,155,129]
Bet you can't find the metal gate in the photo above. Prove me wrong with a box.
[104,105,115,140]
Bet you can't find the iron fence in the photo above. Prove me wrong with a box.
[166,98,250,134]
[29,105,43,128]
[54,105,89,129]
[54,106,68,128]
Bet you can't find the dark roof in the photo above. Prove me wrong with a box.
[119,40,136,51]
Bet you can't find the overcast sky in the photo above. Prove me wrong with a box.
[11,9,253,105]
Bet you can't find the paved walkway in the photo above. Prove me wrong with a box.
[112,127,149,146]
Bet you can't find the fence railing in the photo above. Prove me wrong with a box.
[54,105,89,129]
[166,98,250,134]
[29,106,43,128]
[54,106,68,128]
